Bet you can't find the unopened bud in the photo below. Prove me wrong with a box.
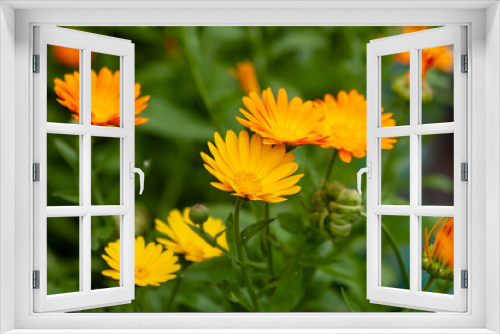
[189,204,210,225]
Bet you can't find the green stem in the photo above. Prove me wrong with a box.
[233,198,261,311]
[325,148,339,181]
[200,223,227,253]
[422,276,435,292]
[262,202,275,280]
[381,223,410,290]
[166,276,183,312]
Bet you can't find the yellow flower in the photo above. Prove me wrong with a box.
[102,236,180,287]
[395,27,453,81]
[230,61,261,95]
[54,67,150,126]
[424,217,454,269]
[237,88,325,147]
[155,208,228,263]
[201,130,303,203]
[313,90,397,163]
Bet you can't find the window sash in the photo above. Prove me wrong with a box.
[366,26,468,312]
[33,26,136,313]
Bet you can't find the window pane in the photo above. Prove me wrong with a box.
[48,45,81,124]
[91,52,121,127]
[47,134,80,206]
[47,217,80,295]
[381,52,410,126]
[381,136,409,205]
[421,216,454,294]
[92,215,121,290]
[420,45,454,124]
[381,215,410,290]
[421,134,454,206]
[91,136,121,205]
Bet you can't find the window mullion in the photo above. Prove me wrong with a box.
[81,48,92,294]
[409,47,420,294]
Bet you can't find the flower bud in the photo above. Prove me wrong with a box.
[307,181,365,242]
[189,204,210,225]
[336,188,362,206]
[324,181,345,201]
[310,190,327,211]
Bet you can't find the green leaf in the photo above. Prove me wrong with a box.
[241,218,275,246]
[183,256,236,284]
[220,280,254,312]
[54,138,78,171]
[278,213,306,234]
[340,286,361,312]
[268,267,303,312]
[139,97,214,141]
[422,174,453,193]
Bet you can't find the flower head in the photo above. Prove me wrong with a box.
[313,90,397,163]
[230,61,261,95]
[155,208,228,263]
[54,67,150,126]
[102,236,180,287]
[237,88,325,147]
[52,45,81,68]
[201,130,304,203]
[424,217,454,269]
[395,27,453,81]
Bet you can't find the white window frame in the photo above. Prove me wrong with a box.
[33,26,136,313]
[0,1,499,333]
[366,26,467,312]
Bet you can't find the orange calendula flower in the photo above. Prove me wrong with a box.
[52,45,83,68]
[230,61,261,95]
[102,236,180,287]
[201,130,303,203]
[313,90,397,163]
[394,27,453,80]
[424,217,454,269]
[237,88,325,148]
[53,67,150,126]
[156,208,228,263]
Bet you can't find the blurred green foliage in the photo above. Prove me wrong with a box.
[44,26,454,312]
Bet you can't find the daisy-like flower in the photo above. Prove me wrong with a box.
[155,208,228,263]
[394,27,453,81]
[53,67,150,126]
[52,45,82,68]
[230,61,261,95]
[102,236,180,287]
[237,88,325,148]
[424,217,454,269]
[313,90,397,163]
[201,130,303,203]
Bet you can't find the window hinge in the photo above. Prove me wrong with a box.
[461,270,468,289]
[33,163,40,182]
[461,54,468,73]
[33,54,40,73]
[33,270,40,289]
[461,162,468,181]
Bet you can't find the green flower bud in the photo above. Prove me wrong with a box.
[336,188,362,206]
[189,204,210,225]
[310,190,327,211]
[307,181,365,242]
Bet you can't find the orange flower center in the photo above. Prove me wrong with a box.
[273,126,299,142]
[235,172,262,195]
[135,266,150,280]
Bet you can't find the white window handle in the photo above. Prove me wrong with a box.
[357,162,372,194]
[129,162,144,195]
